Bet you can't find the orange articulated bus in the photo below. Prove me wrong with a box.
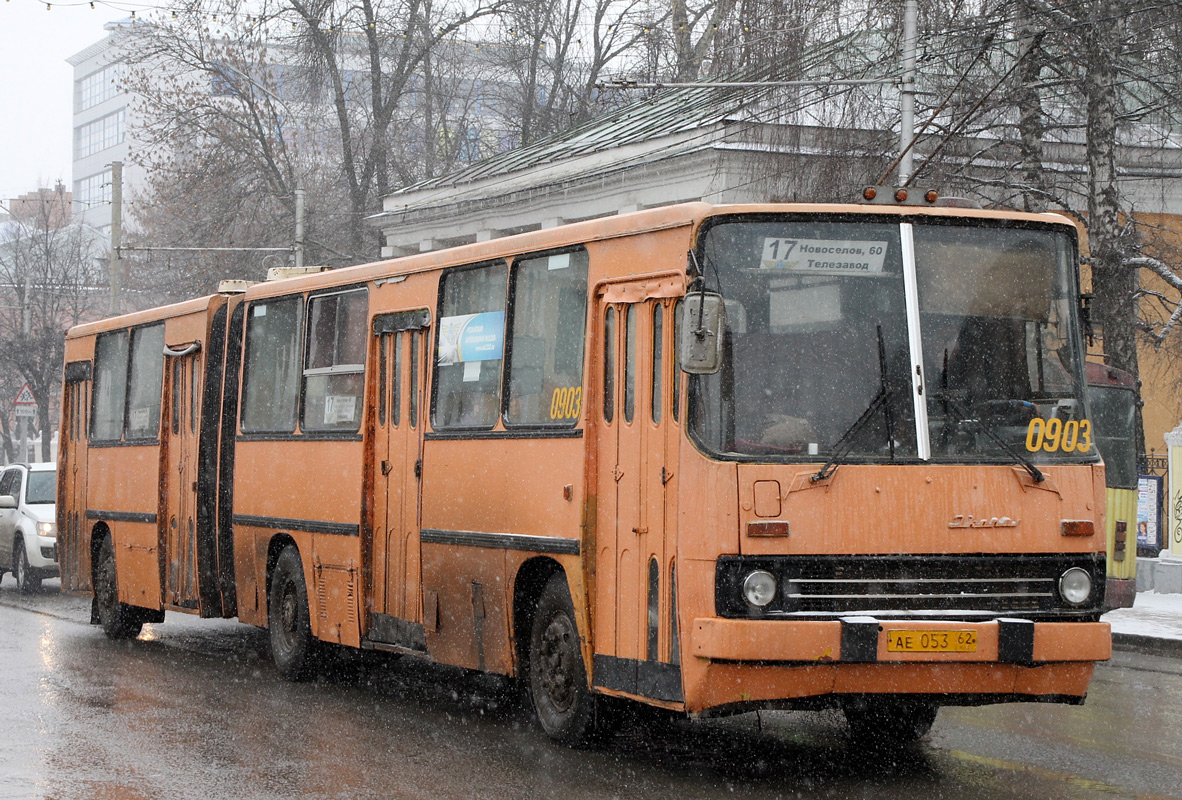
[57,201,1111,745]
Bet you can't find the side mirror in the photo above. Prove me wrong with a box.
[679,292,726,374]
[0,495,16,510]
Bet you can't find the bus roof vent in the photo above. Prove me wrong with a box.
[266,266,330,282]
[217,280,257,294]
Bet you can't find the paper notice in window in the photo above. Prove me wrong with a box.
[463,361,481,382]
[324,395,357,424]
[759,238,888,274]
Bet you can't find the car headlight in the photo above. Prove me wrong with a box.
[1059,567,1092,606]
[37,522,56,538]
[742,570,777,608]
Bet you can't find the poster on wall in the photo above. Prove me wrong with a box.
[1138,475,1163,551]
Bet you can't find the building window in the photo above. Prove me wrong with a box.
[78,64,122,112]
[75,110,125,159]
[74,169,112,210]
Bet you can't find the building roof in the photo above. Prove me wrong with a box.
[370,29,896,224]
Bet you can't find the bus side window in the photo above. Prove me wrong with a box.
[433,262,507,430]
[409,330,419,428]
[377,335,387,428]
[125,324,165,440]
[302,289,367,432]
[672,300,681,423]
[624,305,636,424]
[241,297,302,433]
[92,329,129,441]
[393,331,403,427]
[604,307,616,424]
[651,304,663,424]
[504,249,589,427]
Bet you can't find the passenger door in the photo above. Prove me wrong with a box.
[60,365,91,591]
[594,279,682,700]
[370,311,429,641]
[163,347,201,609]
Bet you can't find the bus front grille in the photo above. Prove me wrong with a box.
[715,553,1106,620]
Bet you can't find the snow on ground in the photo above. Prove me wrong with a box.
[1103,592,1182,640]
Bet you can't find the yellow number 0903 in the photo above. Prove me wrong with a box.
[1025,418,1091,453]
[550,387,582,420]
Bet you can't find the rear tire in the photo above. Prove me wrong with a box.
[15,539,41,594]
[268,545,318,681]
[842,698,938,745]
[528,573,596,745]
[93,535,144,639]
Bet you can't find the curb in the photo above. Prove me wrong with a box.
[1112,632,1182,659]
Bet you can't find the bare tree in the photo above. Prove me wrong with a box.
[0,189,106,461]
[484,0,652,146]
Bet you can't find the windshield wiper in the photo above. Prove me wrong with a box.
[813,326,896,482]
[933,392,1045,483]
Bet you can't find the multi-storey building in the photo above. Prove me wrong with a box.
[67,20,141,235]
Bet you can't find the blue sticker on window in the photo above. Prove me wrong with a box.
[438,311,505,364]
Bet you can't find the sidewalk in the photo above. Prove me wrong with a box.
[1102,591,1182,658]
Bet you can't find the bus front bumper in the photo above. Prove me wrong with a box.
[692,617,1111,664]
[684,618,1110,715]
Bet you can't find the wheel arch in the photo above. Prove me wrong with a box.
[511,556,567,678]
[89,522,112,579]
[264,533,300,615]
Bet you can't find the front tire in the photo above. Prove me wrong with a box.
[528,573,596,745]
[94,535,144,639]
[268,545,318,681]
[14,539,41,594]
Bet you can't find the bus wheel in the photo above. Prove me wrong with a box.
[14,539,41,594]
[269,545,317,681]
[528,573,595,745]
[841,698,938,745]
[94,535,144,639]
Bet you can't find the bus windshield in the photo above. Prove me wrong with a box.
[689,215,1092,465]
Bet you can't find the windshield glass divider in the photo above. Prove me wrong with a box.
[900,222,931,460]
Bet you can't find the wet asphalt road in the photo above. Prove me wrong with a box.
[1,578,1180,800]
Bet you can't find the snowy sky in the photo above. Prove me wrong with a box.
[0,0,120,204]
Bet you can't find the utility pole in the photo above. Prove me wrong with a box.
[898,0,918,184]
[295,187,305,269]
[109,161,123,315]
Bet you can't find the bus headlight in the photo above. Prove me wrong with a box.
[742,570,777,608]
[1058,567,1092,606]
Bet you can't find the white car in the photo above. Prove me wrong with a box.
[0,462,58,593]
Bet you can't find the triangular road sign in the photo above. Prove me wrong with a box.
[14,384,35,405]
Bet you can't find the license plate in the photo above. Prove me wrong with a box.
[886,629,978,653]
